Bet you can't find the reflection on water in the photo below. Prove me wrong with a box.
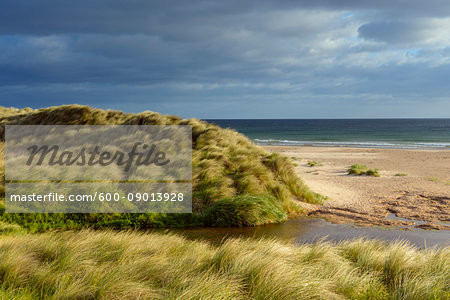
[158,217,450,249]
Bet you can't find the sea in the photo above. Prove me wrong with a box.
[206,119,450,149]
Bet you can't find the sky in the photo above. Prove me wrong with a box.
[0,0,449,118]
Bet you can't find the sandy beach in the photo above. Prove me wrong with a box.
[265,146,450,230]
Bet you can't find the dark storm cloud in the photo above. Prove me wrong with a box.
[2,0,450,35]
[358,21,432,44]
[0,0,449,117]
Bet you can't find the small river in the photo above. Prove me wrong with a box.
[162,217,450,249]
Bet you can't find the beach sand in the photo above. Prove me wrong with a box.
[264,146,450,230]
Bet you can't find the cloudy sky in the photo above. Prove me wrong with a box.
[1,0,449,118]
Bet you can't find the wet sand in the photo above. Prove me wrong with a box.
[264,146,450,230]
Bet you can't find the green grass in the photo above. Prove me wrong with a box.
[0,221,24,235]
[0,105,324,229]
[307,160,323,167]
[0,229,448,299]
[427,177,450,185]
[365,169,381,177]
[348,164,380,177]
[427,177,440,183]
[202,195,288,227]
[395,173,408,176]
[347,164,368,175]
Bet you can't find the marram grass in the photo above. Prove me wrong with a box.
[202,195,288,227]
[0,229,448,299]
[0,105,323,229]
[348,164,381,177]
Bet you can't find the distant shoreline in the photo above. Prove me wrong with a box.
[256,140,450,150]
[208,118,450,150]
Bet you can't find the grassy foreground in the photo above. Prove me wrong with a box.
[0,227,448,299]
[0,105,324,230]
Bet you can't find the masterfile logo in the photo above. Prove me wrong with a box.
[5,125,192,213]
[26,142,170,172]
[5,125,191,181]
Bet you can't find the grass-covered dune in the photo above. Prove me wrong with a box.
[0,227,448,299]
[0,105,323,230]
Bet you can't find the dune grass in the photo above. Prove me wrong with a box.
[347,164,368,175]
[0,229,448,299]
[0,221,24,235]
[307,160,323,167]
[427,177,440,183]
[202,194,288,227]
[365,169,381,177]
[0,105,324,229]
[348,164,381,177]
[0,106,448,299]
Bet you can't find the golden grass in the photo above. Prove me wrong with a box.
[0,229,448,299]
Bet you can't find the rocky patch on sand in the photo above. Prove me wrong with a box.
[309,192,450,230]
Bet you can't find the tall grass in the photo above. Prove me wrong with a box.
[0,229,448,299]
[202,195,288,227]
[0,105,323,228]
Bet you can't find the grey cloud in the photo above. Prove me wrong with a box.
[1,1,450,35]
[358,21,428,44]
[0,0,449,118]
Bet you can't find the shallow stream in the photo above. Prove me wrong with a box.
[162,217,450,249]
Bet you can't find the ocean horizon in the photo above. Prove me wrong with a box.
[206,118,450,149]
